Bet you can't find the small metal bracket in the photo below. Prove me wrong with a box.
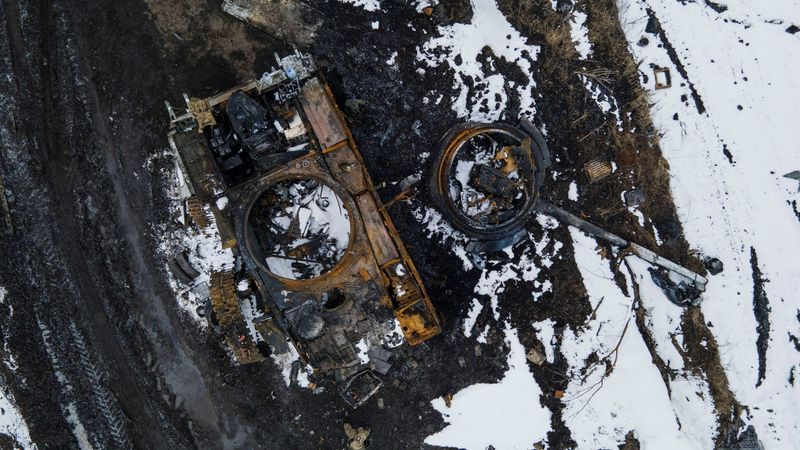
[653,66,672,89]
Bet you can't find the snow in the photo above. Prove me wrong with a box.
[561,228,717,448]
[338,0,380,12]
[215,196,228,210]
[579,74,622,129]
[417,0,540,121]
[567,181,579,201]
[569,9,592,59]
[619,0,800,445]
[425,326,551,449]
[532,319,556,363]
[355,339,371,365]
[463,298,483,337]
[263,182,351,280]
[0,381,33,449]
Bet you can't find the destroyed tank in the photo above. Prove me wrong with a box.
[166,51,441,406]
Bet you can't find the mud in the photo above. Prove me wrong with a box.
[750,247,771,388]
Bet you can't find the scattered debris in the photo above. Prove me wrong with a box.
[221,0,323,47]
[583,157,614,183]
[443,393,453,407]
[784,170,800,191]
[653,66,672,89]
[342,370,383,408]
[623,189,646,207]
[535,201,708,297]
[648,267,701,307]
[526,348,545,366]
[344,423,370,450]
[704,257,724,275]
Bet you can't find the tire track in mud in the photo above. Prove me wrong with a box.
[0,0,192,447]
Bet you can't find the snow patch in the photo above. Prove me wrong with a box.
[417,0,540,121]
[463,298,483,337]
[0,380,33,449]
[426,326,551,449]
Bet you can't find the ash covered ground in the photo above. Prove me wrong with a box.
[0,0,798,449]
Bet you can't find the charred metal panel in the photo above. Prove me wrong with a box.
[299,78,347,148]
[171,131,225,203]
[356,193,400,266]
[324,144,368,194]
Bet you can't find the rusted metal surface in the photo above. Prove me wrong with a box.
[167,53,441,398]
[583,157,613,183]
[186,196,210,229]
[298,78,348,148]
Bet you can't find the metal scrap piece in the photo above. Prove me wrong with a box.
[653,66,672,89]
[583,157,613,183]
[341,370,383,408]
[222,0,323,47]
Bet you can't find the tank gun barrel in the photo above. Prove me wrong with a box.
[534,200,708,291]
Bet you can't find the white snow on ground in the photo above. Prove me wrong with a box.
[0,295,33,450]
[619,0,800,445]
[579,74,623,129]
[171,208,235,320]
[532,319,556,363]
[417,0,540,121]
[411,205,475,270]
[562,229,717,448]
[569,8,592,59]
[568,181,579,201]
[425,326,551,449]
[0,396,33,450]
[338,0,380,12]
[463,298,483,337]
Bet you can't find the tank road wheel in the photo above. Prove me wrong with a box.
[210,270,239,329]
[186,196,210,229]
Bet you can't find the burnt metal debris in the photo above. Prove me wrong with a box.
[429,121,710,302]
[222,0,323,47]
[167,51,441,406]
